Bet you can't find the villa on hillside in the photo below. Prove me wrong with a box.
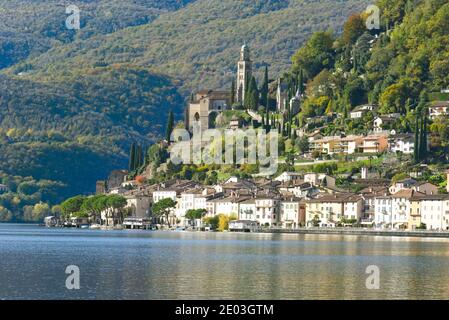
[428,101,449,119]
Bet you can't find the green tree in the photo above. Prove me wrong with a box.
[106,195,128,224]
[292,31,335,80]
[165,110,174,142]
[245,76,259,110]
[152,198,177,227]
[203,215,219,230]
[295,136,310,154]
[414,114,420,163]
[129,142,136,171]
[60,195,85,218]
[185,208,207,228]
[231,79,236,105]
[261,65,269,108]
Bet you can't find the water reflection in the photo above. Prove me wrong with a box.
[1,224,449,299]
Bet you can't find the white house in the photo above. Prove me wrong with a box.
[275,172,303,183]
[389,178,417,194]
[420,195,449,230]
[350,104,375,119]
[239,199,257,221]
[255,193,280,227]
[280,198,303,229]
[374,195,393,228]
[304,173,336,188]
[278,181,314,198]
[389,133,415,154]
[211,196,250,218]
[373,114,400,132]
[152,190,177,203]
[428,101,449,119]
[305,193,363,227]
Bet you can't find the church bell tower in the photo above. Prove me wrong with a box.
[236,44,252,104]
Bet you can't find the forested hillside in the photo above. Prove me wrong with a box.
[0,0,370,221]
[290,0,449,136]
[6,0,370,93]
[0,0,194,69]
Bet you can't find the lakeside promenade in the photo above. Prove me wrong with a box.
[263,227,449,238]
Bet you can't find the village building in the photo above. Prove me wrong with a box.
[304,173,336,188]
[209,194,251,218]
[373,114,400,132]
[350,104,375,119]
[275,172,303,183]
[254,192,281,227]
[95,181,106,194]
[185,90,232,132]
[419,195,449,230]
[239,199,257,221]
[305,193,363,228]
[412,182,439,195]
[359,186,389,224]
[389,189,426,229]
[373,195,393,229]
[177,187,222,224]
[389,133,415,154]
[107,170,129,190]
[184,45,254,133]
[361,134,389,154]
[278,181,314,198]
[408,195,423,231]
[125,192,151,219]
[389,178,417,194]
[280,196,305,229]
[428,101,449,119]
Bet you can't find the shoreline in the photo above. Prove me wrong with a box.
[3,223,449,239]
[260,228,449,238]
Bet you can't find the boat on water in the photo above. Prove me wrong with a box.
[89,224,101,230]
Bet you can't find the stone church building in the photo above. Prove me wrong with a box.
[185,45,252,132]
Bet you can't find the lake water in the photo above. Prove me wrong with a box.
[1,223,449,300]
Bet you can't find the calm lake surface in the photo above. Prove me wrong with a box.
[1,223,449,300]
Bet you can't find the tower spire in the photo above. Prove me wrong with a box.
[236,44,252,104]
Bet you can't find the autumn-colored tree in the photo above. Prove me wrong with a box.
[135,175,146,185]
[342,14,366,46]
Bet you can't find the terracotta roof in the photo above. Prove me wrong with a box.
[391,189,425,199]
[306,193,362,203]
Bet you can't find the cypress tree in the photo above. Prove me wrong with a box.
[244,75,250,108]
[420,112,428,162]
[413,115,419,163]
[135,145,143,170]
[231,79,236,106]
[249,76,259,110]
[129,143,136,171]
[417,91,429,162]
[165,110,174,142]
[261,66,269,108]
[298,69,304,94]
